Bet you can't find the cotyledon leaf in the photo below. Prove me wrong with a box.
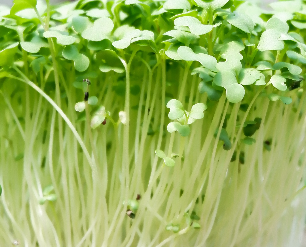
[72,16,90,33]
[167,122,190,137]
[163,30,199,46]
[82,17,114,42]
[258,17,289,51]
[11,0,37,15]
[166,99,185,120]
[177,46,217,71]
[174,16,214,35]
[269,75,287,91]
[164,0,191,10]
[272,62,302,75]
[227,12,254,33]
[239,68,262,85]
[194,0,229,10]
[43,30,76,45]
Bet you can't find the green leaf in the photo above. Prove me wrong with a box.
[239,68,262,85]
[72,16,90,33]
[174,16,213,35]
[74,54,90,72]
[91,115,105,129]
[43,185,54,196]
[215,128,231,150]
[20,39,48,53]
[62,45,79,60]
[75,101,86,112]
[269,75,287,91]
[225,83,245,103]
[82,17,114,41]
[266,17,289,33]
[291,21,306,30]
[11,0,37,15]
[189,103,207,120]
[163,30,199,46]
[97,50,125,73]
[164,157,175,167]
[86,8,110,18]
[243,137,256,145]
[164,0,190,10]
[192,222,201,229]
[0,42,18,67]
[88,96,98,105]
[30,56,46,74]
[112,29,154,49]
[165,44,181,60]
[166,99,185,120]
[255,61,273,71]
[198,81,222,101]
[155,149,166,159]
[194,0,229,10]
[91,106,107,129]
[177,46,217,71]
[273,62,302,75]
[243,118,261,137]
[258,18,288,52]
[258,29,284,51]
[127,199,139,212]
[113,29,141,49]
[286,51,306,64]
[167,122,190,136]
[214,71,237,88]
[227,12,254,33]
[43,31,76,46]
[268,94,292,104]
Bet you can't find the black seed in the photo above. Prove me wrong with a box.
[84,92,89,101]
[136,194,141,200]
[126,210,135,219]
[102,119,107,125]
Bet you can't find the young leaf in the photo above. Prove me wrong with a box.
[225,83,245,103]
[269,75,287,91]
[189,103,207,120]
[11,0,37,15]
[74,54,90,72]
[177,46,217,71]
[215,128,232,150]
[192,222,201,229]
[91,115,106,129]
[164,0,190,10]
[75,102,86,112]
[272,62,302,75]
[163,157,175,167]
[0,42,19,67]
[167,122,190,137]
[243,137,256,145]
[119,111,127,124]
[88,96,98,105]
[72,16,90,33]
[166,99,185,120]
[198,81,222,101]
[163,30,199,46]
[286,51,306,64]
[239,68,262,85]
[155,150,166,159]
[174,16,213,35]
[43,31,76,46]
[82,17,114,41]
[258,18,289,51]
[227,12,254,33]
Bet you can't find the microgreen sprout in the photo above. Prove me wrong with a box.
[1,0,306,246]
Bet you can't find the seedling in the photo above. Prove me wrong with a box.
[0,0,306,246]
